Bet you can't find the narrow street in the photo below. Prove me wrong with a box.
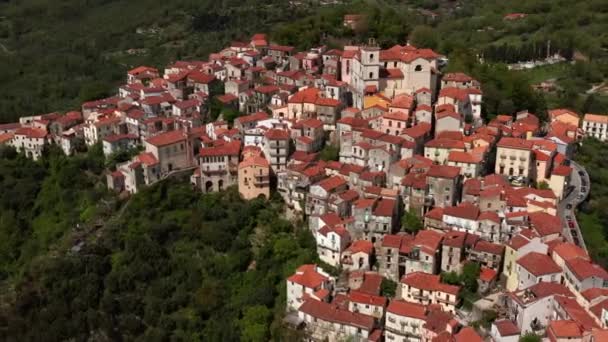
[557,160,590,250]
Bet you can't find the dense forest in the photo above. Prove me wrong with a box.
[0,144,316,341]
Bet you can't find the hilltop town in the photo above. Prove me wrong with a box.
[1,27,608,342]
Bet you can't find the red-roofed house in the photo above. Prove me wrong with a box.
[496,137,535,185]
[317,225,351,267]
[145,129,192,174]
[516,252,562,289]
[447,150,484,179]
[400,272,461,313]
[563,258,608,294]
[348,290,387,318]
[287,264,334,311]
[427,164,462,208]
[582,114,608,141]
[297,297,375,340]
[193,140,241,193]
[351,197,399,242]
[547,320,583,342]
[342,240,374,271]
[424,138,466,165]
[11,127,48,160]
[307,176,348,216]
[504,233,548,291]
[385,300,428,341]
[490,319,520,342]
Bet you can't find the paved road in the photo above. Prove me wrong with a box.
[558,160,590,250]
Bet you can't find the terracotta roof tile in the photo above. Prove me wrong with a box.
[517,252,561,276]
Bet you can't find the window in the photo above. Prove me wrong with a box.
[415,65,422,71]
[369,53,374,61]
[369,72,373,79]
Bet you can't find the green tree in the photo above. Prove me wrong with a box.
[239,305,271,342]
[320,144,339,161]
[380,278,397,297]
[410,25,439,50]
[520,332,541,342]
[401,210,423,233]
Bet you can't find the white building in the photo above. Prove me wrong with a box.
[516,252,562,290]
[582,113,608,141]
[384,300,427,341]
[286,264,334,311]
[316,225,351,267]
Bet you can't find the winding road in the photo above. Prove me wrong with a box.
[558,160,590,250]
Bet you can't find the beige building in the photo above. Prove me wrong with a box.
[145,130,191,174]
[238,151,270,200]
[495,137,534,185]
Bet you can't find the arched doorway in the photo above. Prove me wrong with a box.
[205,181,213,192]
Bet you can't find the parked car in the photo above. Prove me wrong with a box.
[579,171,585,176]
[566,204,572,209]
[568,221,575,228]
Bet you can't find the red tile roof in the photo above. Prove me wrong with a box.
[137,152,159,166]
[264,128,290,140]
[316,176,347,192]
[454,327,482,342]
[448,151,483,164]
[479,267,497,282]
[298,298,375,331]
[549,320,583,338]
[497,137,533,150]
[200,140,241,157]
[443,202,480,220]
[15,127,47,139]
[553,242,589,262]
[554,295,600,331]
[287,264,328,288]
[427,164,460,179]
[473,240,504,255]
[425,138,465,150]
[346,240,374,255]
[517,252,561,276]
[402,123,432,139]
[566,258,608,282]
[529,212,561,237]
[348,290,386,307]
[373,198,396,217]
[288,87,320,104]
[442,72,474,83]
[236,111,269,124]
[401,272,460,295]
[493,320,520,336]
[146,130,186,147]
[386,299,427,319]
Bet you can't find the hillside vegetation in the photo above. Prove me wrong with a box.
[0,144,316,340]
